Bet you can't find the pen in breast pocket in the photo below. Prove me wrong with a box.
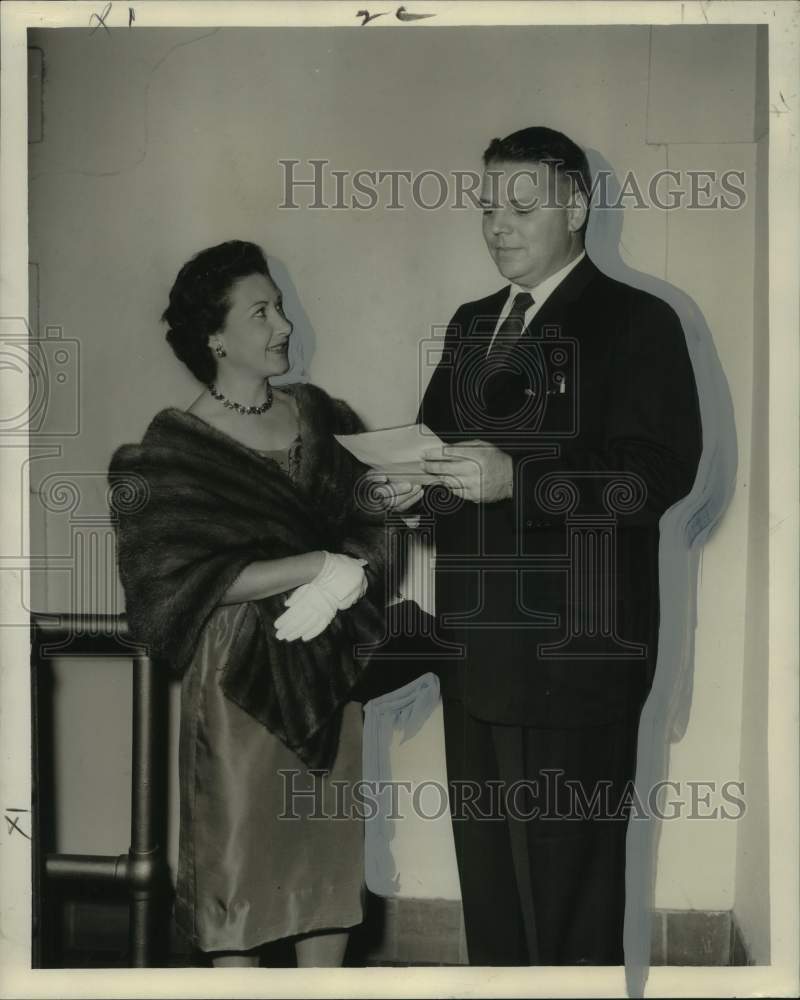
[527,377,567,397]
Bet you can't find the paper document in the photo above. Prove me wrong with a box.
[334,423,444,477]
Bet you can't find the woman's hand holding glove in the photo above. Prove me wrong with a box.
[274,551,368,642]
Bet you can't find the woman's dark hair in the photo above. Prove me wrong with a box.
[162,240,270,383]
[483,126,592,236]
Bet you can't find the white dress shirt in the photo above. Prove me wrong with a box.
[487,250,586,355]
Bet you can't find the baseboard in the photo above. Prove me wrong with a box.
[362,900,755,967]
[56,896,754,967]
[649,908,753,966]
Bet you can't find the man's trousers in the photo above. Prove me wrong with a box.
[442,698,642,966]
[351,601,643,966]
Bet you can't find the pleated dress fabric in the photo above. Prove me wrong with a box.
[174,441,365,953]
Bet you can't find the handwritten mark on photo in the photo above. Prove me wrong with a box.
[357,6,436,26]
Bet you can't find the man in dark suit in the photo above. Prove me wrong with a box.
[374,126,702,966]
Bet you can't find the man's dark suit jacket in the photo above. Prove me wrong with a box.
[418,255,702,728]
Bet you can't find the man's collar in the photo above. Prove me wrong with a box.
[509,250,587,305]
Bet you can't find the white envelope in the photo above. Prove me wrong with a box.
[334,422,444,477]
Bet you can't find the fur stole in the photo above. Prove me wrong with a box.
[107,383,396,769]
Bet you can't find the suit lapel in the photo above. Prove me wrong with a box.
[521,255,598,336]
[465,286,511,340]
[466,257,599,427]
[421,286,509,435]
[423,259,599,437]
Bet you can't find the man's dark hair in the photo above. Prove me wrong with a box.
[162,240,270,383]
[483,126,591,234]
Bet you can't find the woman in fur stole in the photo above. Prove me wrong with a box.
[108,241,419,967]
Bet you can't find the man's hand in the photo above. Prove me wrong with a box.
[365,474,425,513]
[421,440,513,504]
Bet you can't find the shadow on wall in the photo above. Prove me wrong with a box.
[583,149,739,996]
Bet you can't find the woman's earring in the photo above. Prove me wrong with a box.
[214,344,226,358]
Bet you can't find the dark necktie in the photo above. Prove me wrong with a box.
[488,291,534,361]
[480,290,544,424]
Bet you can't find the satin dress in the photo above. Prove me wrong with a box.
[174,441,365,953]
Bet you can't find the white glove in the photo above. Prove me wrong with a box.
[296,551,368,611]
[274,583,337,642]
[274,552,368,643]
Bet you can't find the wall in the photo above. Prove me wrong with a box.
[27,24,766,924]
[643,26,763,915]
